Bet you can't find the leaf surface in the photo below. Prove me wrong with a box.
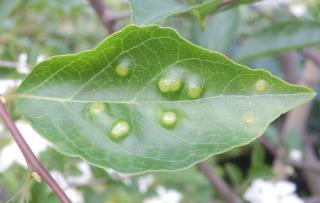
[236,21,320,62]
[12,25,314,174]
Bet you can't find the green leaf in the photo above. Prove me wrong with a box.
[225,163,243,186]
[130,0,213,25]
[0,67,24,79]
[248,145,273,180]
[192,8,239,53]
[129,0,255,25]
[11,25,314,174]
[0,68,16,79]
[191,0,222,28]
[236,21,320,62]
[0,0,21,32]
[250,144,266,167]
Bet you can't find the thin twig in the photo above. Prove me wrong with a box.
[107,10,131,22]
[218,0,258,10]
[303,49,320,68]
[281,54,320,195]
[197,161,243,203]
[279,52,297,83]
[260,138,320,173]
[88,0,130,33]
[0,100,71,203]
[219,0,237,7]
[0,186,9,201]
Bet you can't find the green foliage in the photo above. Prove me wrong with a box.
[130,0,214,25]
[129,0,255,25]
[236,21,320,62]
[0,0,105,61]
[225,163,244,187]
[0,0,21,32]
[192,8,239,53]
[1,1,320,202]
[247,144,273,180]
[0,68,20,79]
[11,25,314,174]
[30,181,58,203]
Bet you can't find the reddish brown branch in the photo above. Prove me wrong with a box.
[218,0,239,8]
[279,52,297,83]
[260,138,320,173]
[303,49,320,68]
[88,0,130,33]
[0,100,71,203]
[218,0,258,10]
[197,161,243,203]
[281,53,320,195]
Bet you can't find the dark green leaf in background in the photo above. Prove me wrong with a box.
[129,0,256,26]
[10,25,315,174]
[236,21,320,62]
[130,0,214,25]
[0,68,19,79]
[247,144,273,180]
[192,8,239,53]
[191,0,222,28]
[0,0,22,32]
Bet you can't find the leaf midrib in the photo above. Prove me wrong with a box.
[9,92,313,104]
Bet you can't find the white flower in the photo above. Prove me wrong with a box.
[0,120,49,172]
[289,149,302,162]
[289,4,306,17]
[17,53,29,74]
[50,170,84,203]
[274,180,296,196]
[143,186,182,203]
[105,168,131,185]
[253,0,292,11]
[67,161,92,186]
[281,194,305,203]
[51,170,69,189]
[0,123,4,134]
[244,179,304,203]
[36,54,46,64]
[65,188,84,203]
[253,0,306,16]
[16,120,49,154]
[138,174,155,193]
[0,143,24,172]
[0,79,21,95]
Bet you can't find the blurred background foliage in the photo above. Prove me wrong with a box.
[0,0,320,202]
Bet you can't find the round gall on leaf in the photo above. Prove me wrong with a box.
[255,79,268,92]
[115,58,131,77]
[89,102,107,115]
[158,78,182,93]
[188,86,202,99]
[186,75,203,99]
[115,64,130,77]
[158,78,171,93]
[170,80,182,92]
[242,112,255,126]
[161,111,177,128]
[110,120,131,141]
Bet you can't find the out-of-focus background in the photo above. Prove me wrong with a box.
[0,0,320,202]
